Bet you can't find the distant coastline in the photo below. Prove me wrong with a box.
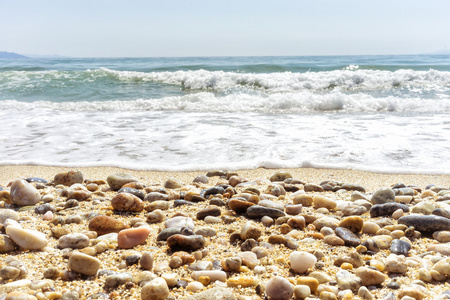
[0,51,28,59]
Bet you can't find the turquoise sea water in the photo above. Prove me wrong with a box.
[1,55,449,173]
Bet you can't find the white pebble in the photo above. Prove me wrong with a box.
[187,281,204,292]
[290,251,317,274]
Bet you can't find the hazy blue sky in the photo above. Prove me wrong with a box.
[1,0,450,57]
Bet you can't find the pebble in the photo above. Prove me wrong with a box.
[105,272,133,287]
[145,192,169,202]
[411,201,436,215]
[111,193,144,212]
[371,235,393,249]
[385,255,407,273]
[58,233,90,249]
[358,286,373,300]
[228,198,255,214]
[191,270,227,282]
[398,215,450,232]
[265,276,294,300]
[246,205,286,219]
[0,234,16,253]
[371,188,395,204]
[304,183,324,192]
[117,187,145,199]
[141,277,170,300]
[355,267,386,286]
[184,287,235,300]
[140,251,154,270]
[335,227,361,247]
[165,216,195,230]
[197,205,221,220]
[290,251,317,274]
[106,173,138,191]
[164,178,183,189]
[227,276,259,287]
[369,203,409,217]
[390,239,411,255]
[68,252,101,276]
[54,170,83,186]
[324,235,345,246]
[313,196,337,210]
[5,225,48,250]
[167,234,205,251]
[0,209,19,224]
[146,209,165,223]
[362,222,381,234]
[5,291,37,300]
[398,287,426,300]
[294,284,311,299]
[336,270,362,291]
[237,251,258,269]
[339,216,364,233]
[313,217,340,230]
[10,179,41,206]
[118,227,151,248]
[88,215,128,236]
[285,204,303,215]
[240,221,262,240]
[287,216,306,230]
[293,194,313,206]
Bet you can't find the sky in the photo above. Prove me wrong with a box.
[1,0,450,57]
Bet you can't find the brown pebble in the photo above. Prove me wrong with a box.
[88,215,128,236]
[111,193,144,212]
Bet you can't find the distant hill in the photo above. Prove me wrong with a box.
[0,51,28,59]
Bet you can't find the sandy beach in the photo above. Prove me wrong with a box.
[1,165,450,300]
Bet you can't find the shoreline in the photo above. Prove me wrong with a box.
[1,165,449,191]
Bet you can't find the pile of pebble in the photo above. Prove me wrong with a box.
[0,170,450,300]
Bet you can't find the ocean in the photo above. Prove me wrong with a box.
[1,55,449,174]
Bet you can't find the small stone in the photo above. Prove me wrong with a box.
[304,183,324,193]
[141,277,170,300]
[355,267,386,286]
[145,192,169,202]
[433,231,450,242]
[362,222,381,234]
[285,204,303,215]
[296,277,319,294]
[370,203,409,217]
[111,193,144,212]
[197,206,221,220]
[293,195,313,206]
[147,209,165,223]
[88,215,128,236]
[397,287,426,300]
[398,215,450,233]
[313,217,340,230]
[324,235,345,246]
[336,269,362,291]
[68,252,101,276]
[193,175,209,183]
[240,221,262,240]
[222,257,242,272]
[195,227,217,237]
[334,251,364,268]
[371,235,393,249]
[287,216,306,230]
[107,173,138,191]
[358,286,373,300]
[371,188,395,204]
[390,239,411,255]
[167,234,205,251]
[265,276,294,300]
[118,187,145,199]
[237,251,258,269]
[335,227,361,247]
[228,198,255,214]
[54,171,83,186]
[261,216,274,227]
[290,251,317,274]
[0,234,16,253]
[385,255,407,274]
[341,205,367,216]
[227,276,259,287]
[432,257,450,276]
[118,227,151,248]
[247,205,286,219]
[5,291,37,300]
[164,178,183,189]
[0,266,21,280]
[339,216,364,233]
[10,179,41,206]
[67,188,91,201]
[165,216,195,230]
[386,281,401,289]
[5,226,48,250]
[392,209,404,219]
[105,272,133,287]
[294,284,311,299]
[140,251,154,270]
[270,171,293,182]
[183,287,234,300]
[191,270,227,282]
[313,196,337,210]
[0,209,19,224]
[58,233,90,249]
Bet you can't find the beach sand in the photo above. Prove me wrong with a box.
[1,165,450,299]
